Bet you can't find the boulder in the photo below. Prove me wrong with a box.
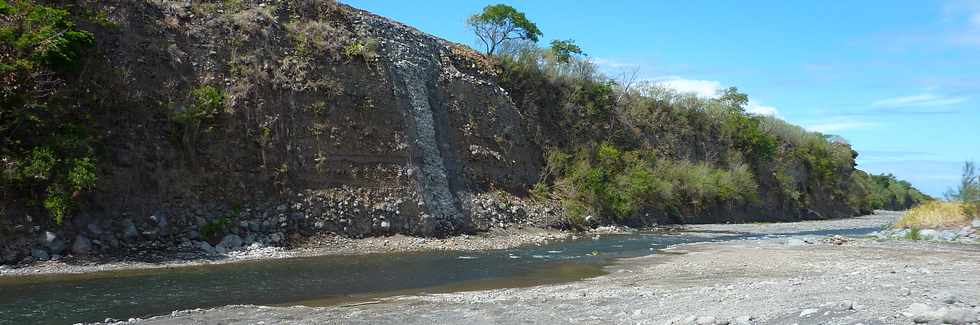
[972,219,980,228]
[122,219,139,239]
[31,248,49,261]
[732,316,753,325]
[198,241,215,254]
[940,230,958,241]
[918,229,939,241]
[218,234,243,250]
[71,235,93,255]
[958,226,975,237]
[40,231,66,253]
[906,303,945,324]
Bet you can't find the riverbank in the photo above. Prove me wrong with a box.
[0,227,570,277]
[0,212,900,278]
[123,221,980,324]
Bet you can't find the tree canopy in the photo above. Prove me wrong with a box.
[467,4,541,55]
[549,39,583,63]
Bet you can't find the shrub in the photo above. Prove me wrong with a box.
[174,85,225,128]
[343,37,378,62]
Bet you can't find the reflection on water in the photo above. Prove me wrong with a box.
[0,227,880,324]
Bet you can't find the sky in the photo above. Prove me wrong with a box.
[345,0,980,197]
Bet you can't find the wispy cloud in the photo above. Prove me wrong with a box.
[871,93,968,108]
[592,57,640,70]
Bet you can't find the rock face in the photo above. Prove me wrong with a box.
[0,1,893,263]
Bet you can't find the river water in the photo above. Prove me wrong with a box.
[0,227,880,324]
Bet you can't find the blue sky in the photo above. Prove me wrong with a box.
[346,0,980,196]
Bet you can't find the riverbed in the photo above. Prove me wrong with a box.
[1,212,942,324]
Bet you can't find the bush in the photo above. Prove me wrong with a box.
[343,37,378,62]
[174,85,225,129]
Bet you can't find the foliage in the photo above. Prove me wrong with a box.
[904,226,921,240]
[546,143,759,225]
[0,0,97,223]
[467,4,541,55]
[343,37,378,62]
[549,39,583,63]
[200,208,240,240]
[946,161,979,217]
[174,85,225,129]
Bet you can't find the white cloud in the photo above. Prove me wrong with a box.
[746,102,779,117]
[652,76,722,98]
[805,118,879,133]
[871,93,968,108]
[652,76,780,117]
[592,57,639,69]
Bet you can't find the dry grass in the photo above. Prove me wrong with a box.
[894,201,971,229]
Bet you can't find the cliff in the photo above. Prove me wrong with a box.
[0,0,926,264]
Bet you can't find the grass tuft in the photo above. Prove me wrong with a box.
[894,201,970,229]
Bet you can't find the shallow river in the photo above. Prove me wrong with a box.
[0,227,880,324]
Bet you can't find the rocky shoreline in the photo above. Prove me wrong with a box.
[118,225,980,325]
[0,226,574,277]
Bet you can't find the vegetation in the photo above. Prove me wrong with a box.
[548,39,583,63]
[0,0,97,224]
[485,4,926,227]
[946,161,979,218]
[895,201,970,229]
[467,4,541,55]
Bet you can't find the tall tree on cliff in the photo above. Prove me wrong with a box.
[467,4,542,55]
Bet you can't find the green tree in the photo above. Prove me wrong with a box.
[467,4,542,55]
[549,39,583,63]
[717,86,748,112]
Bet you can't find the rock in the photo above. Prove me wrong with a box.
[906,303,945,323]
[71,235,93,255]
[86,223,104,235]
[833,300,855,311]
[31,248,49,261]
[893,229,909,238]
[972,219,980,228]
[270,232,283,243]
[943,308,977,325]
[198,241,215,254]
[218,234,243,250]
[899,287,912,296]
[123,220,139,239]
[940,230,958,241]
[732,316,753,325]
[694,316,716,325]
[799,308,819,317]
[40,231,66,253]
[958,226,975,237]
[918,229,939,240]
[940,292,959,304]
[214,245,227,255]
[786,238,807,246]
